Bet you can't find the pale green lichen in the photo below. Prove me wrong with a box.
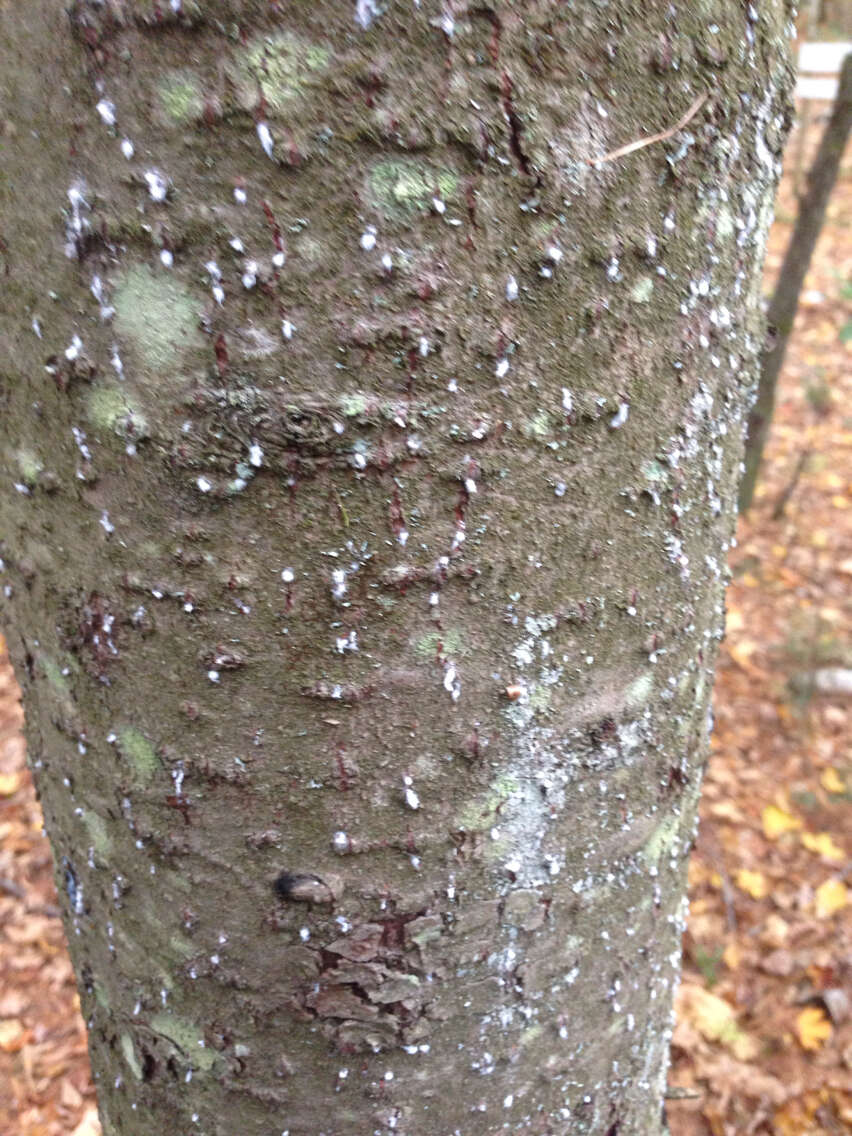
[641,459,669,484]
[120,1033,143,1080]
[116,726,160,785]
[641,813,679,868]
[455,774,520,833]
[87,386,150,441]
[522,411,552,440]
[15,448,43,487]
[414,629,466,660]
[233,32,330,113]
[339,393,368,417]
[527,684,553,714]
[630,276,654,303]
[38,655,71,694]
[149,1013,219,1072]
[625,671,654,710]
[157,70,205,125]
[368,159,459,218]
[113,265,201,372]
[169,932,197,958]
[83,812,113,863]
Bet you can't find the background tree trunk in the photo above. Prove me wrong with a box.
[739,50,852,514]
[0,2,792,1133]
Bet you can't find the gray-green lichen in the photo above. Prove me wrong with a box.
[112,266,201,372]
[149,1013,219,1073]
[116,726,160,785]
[232,32,330,113]
[156,70,205,125]
[368,159,459,218]
[87,386,150,442]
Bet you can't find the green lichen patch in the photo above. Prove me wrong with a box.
[83,811,113,863]
[630,276,654,303]
[368,159,459,218]
[37,654,71,694]
[87,385,150,442]
[14,448,43,487]
[455,774,520,833]
[414,629,466,660]
[120,1033,144,1080]
[522,411,553,440]
[339,392,368,418]
[156,70,205,125]
[149,1013,219,1072]
[233,31,330,113]
[625,671,654,710]
[641,459,669,484]
[641,813,679,869]
[113,265,201,372]
[116,726,160,785]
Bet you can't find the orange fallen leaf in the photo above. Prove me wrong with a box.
[795,1006,832,1051]
[762,804,802,840]
[735,869,769,899]
[800,832,844,861]
[814,878,847,918]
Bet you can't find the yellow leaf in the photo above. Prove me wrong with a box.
[801,832,844,861]
[736,869,769,899]
[821,472,845,491]
[726,609,745,633]
[0,772,22,798]
[831,495,848,509]
[676,983,758,1060]
[71,1107,103,1136]
[810,531,829,548]
[796,1006,832,1051]
[729,639,763,675]
[820,767,846,794]
[0,1019,25,1052]
[762,804,802,840]
[814,878,848,918]
[722,940,741,971]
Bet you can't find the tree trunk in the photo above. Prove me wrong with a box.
[739,50,852,514]
[0,3,792,1134]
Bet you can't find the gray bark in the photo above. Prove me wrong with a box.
[0,2,792,1134]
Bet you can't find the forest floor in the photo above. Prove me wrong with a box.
[0,122,850,1136]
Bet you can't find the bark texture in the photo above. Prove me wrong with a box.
[0,3,792,1134]
[739,50,852,513]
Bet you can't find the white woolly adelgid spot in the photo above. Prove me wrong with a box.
[257,122,275,159]
[355,0,380,29]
